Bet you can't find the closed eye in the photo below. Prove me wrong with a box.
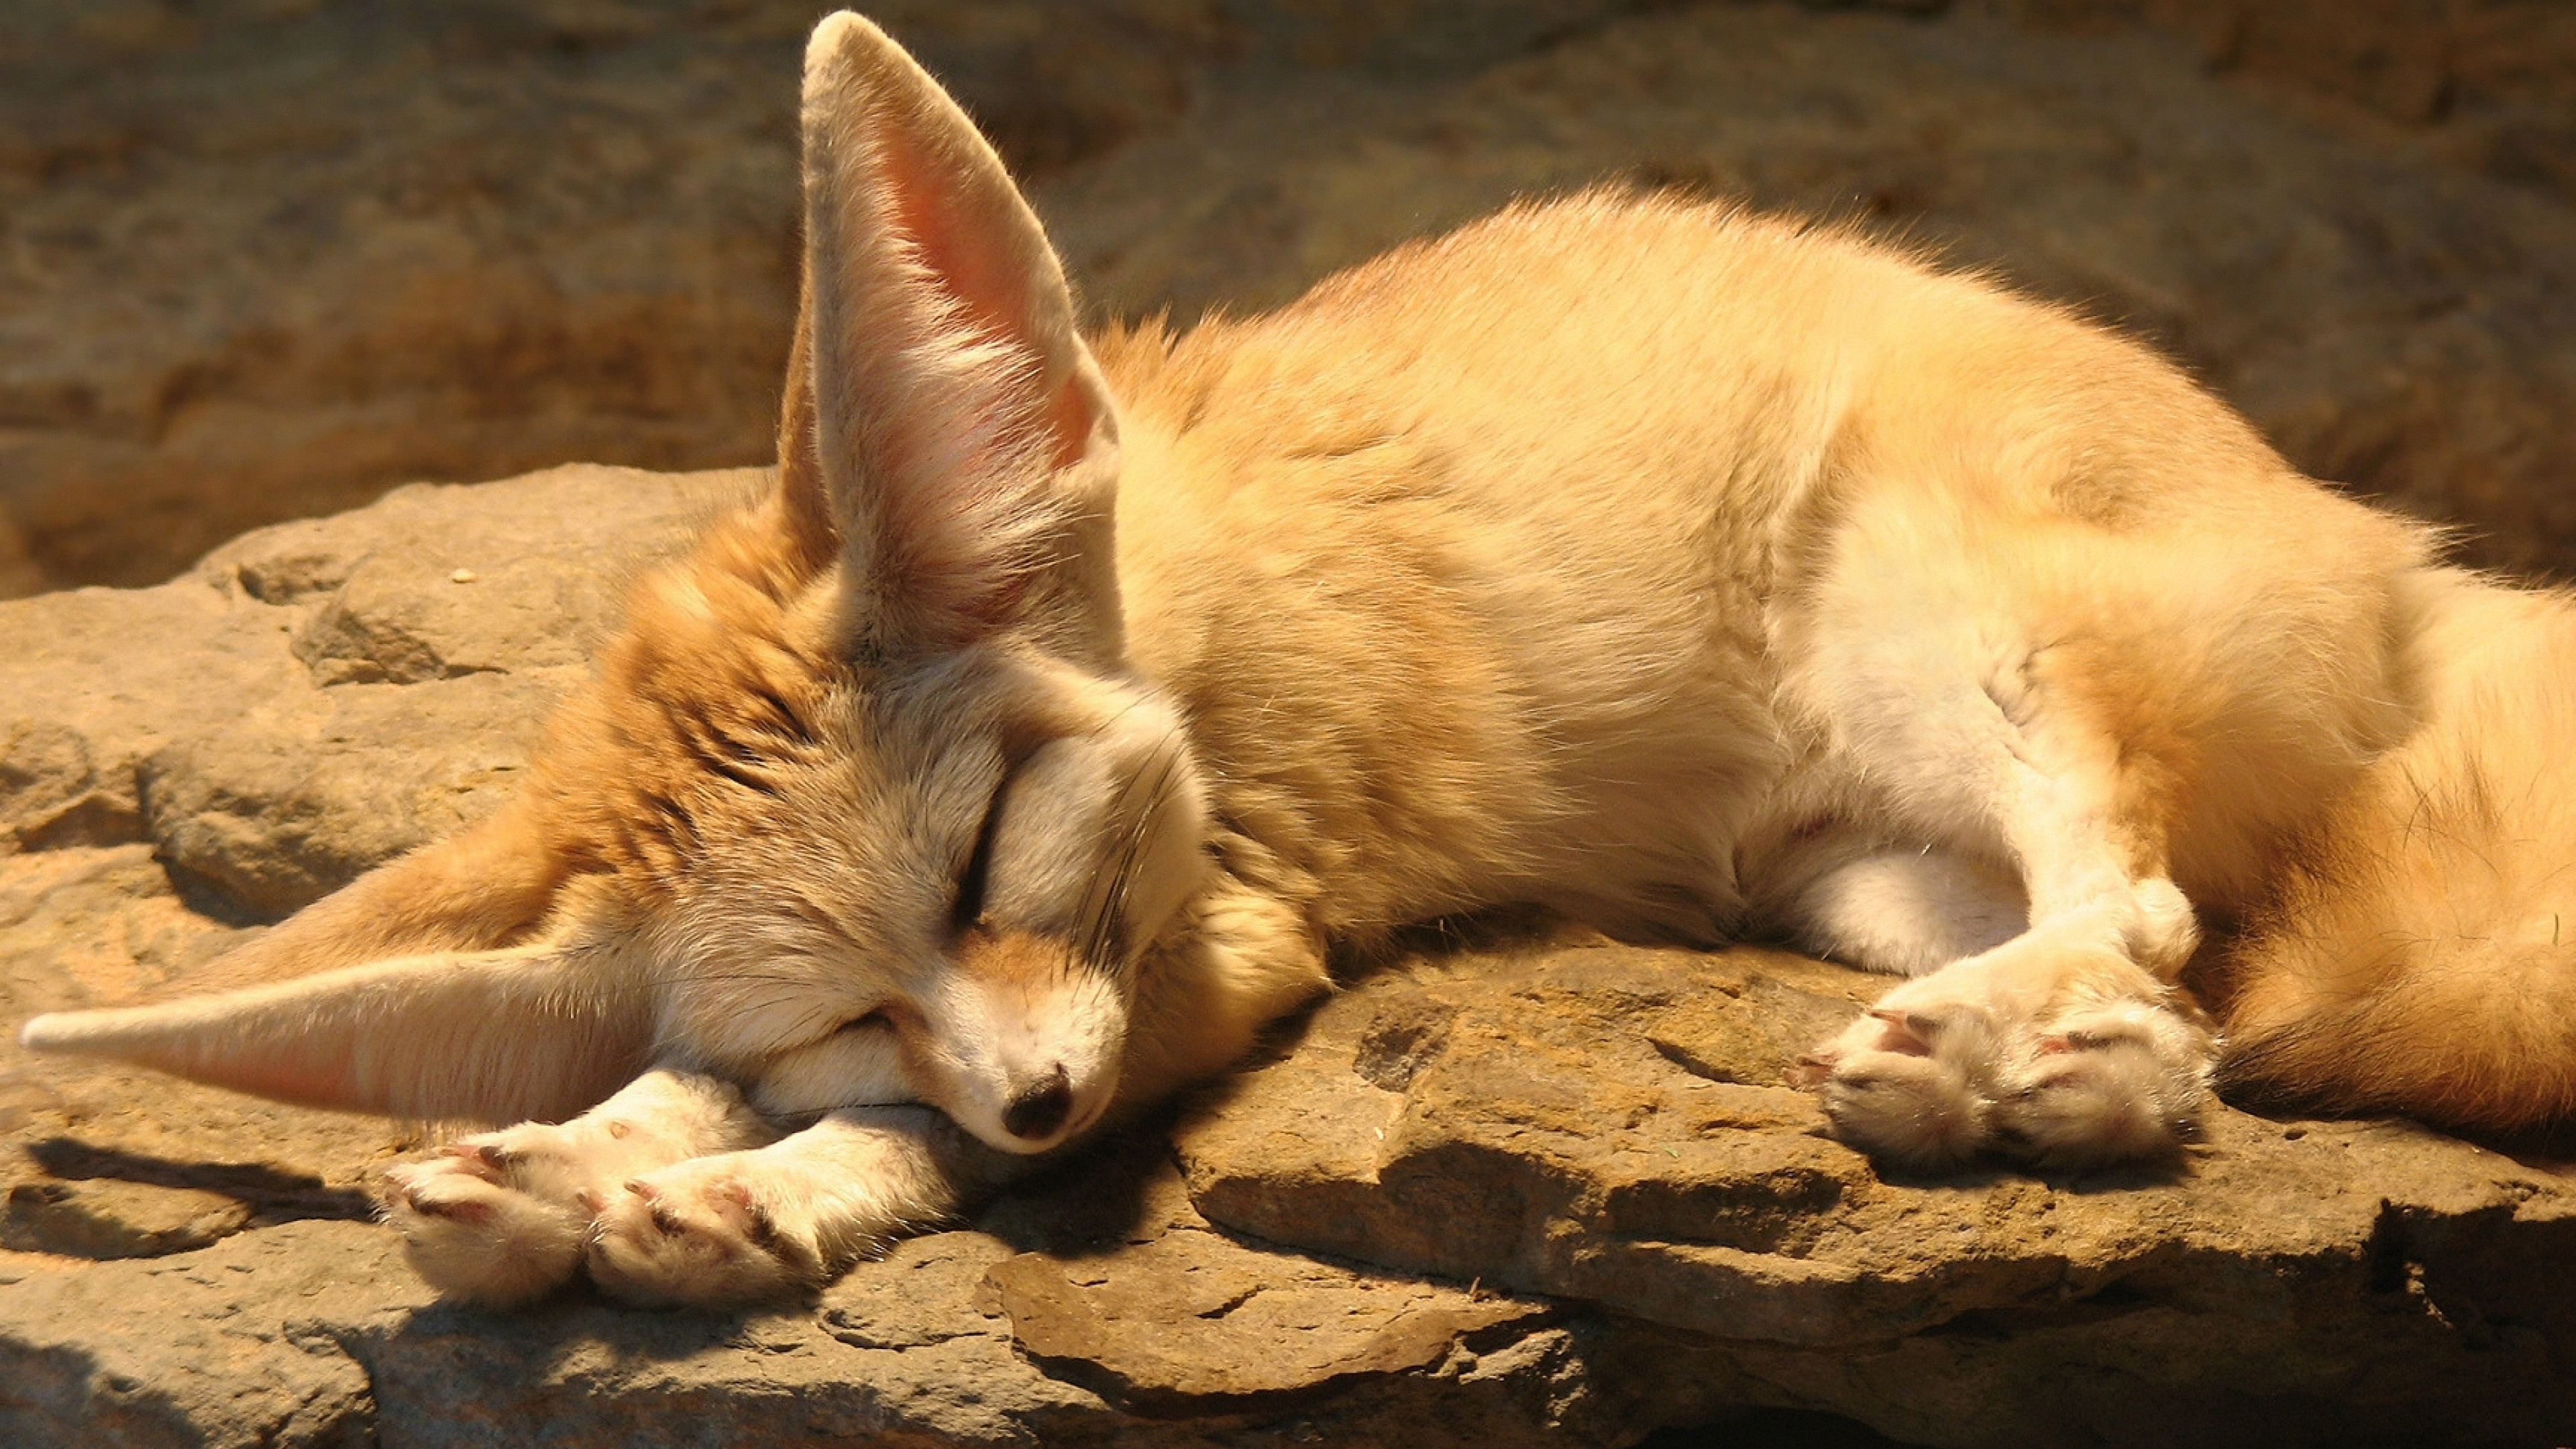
[951,778,1008,934]
[837,1009,892,1035]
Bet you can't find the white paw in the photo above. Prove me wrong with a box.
[1795,962,2214,1171]
[1990,1001,2214,1168]
[584,1155,828,1309]
[1792,1004,2002,1169]
[380,1126,600,1307]
[380,1112,705,1307]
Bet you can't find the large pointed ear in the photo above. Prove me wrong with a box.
[18,939,656,1125]
[782,11,1124,665]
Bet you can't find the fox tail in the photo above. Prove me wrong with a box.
[2219,570,2576,1136]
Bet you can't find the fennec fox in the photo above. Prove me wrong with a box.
[22,13,2576,1308]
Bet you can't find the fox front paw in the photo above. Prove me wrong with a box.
[380,1125,605,1307]
[584,1157,830,1309]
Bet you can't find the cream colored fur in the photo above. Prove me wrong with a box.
[22,11,2576,1307]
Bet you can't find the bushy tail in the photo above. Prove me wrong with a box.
[2219,571,2576,1135]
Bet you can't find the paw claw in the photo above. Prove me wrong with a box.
[432,1142,505,1183]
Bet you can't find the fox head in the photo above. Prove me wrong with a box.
[17,13,1211,1157]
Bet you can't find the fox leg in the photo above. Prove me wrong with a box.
[1782,627,2217,1169]
[380,1068,777,1306]
[1113,870,1336,1106]
[1755,832,2031,978]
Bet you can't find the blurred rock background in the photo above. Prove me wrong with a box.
[2,0,2573,597]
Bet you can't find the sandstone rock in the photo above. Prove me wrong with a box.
[1986,0,2576,206]
[1178,934,2576,1443]
[1,1219,416,1449]
[988,1232,1554,1415]
[0,0,1222,594]
[0,1159,1623,1449]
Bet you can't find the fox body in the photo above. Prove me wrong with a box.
[22,13,2576,1308]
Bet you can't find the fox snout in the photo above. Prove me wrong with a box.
[924,929,1127,1153]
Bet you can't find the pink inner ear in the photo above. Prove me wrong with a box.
[881,123,1032,368]
[876,120,1098,472]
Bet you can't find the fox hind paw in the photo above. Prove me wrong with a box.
[1796,1004,2001,1169]
[1991,1005,2214,1169]
[1799,979,2214,1173]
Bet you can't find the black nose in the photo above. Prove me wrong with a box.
[1002,1067,1073,1141]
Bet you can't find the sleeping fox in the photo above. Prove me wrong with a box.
[21,11,2576,1309]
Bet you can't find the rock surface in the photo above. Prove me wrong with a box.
[3,464,2575,1447]
[1181,940,2576,1444]
[7,0,2576,592]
